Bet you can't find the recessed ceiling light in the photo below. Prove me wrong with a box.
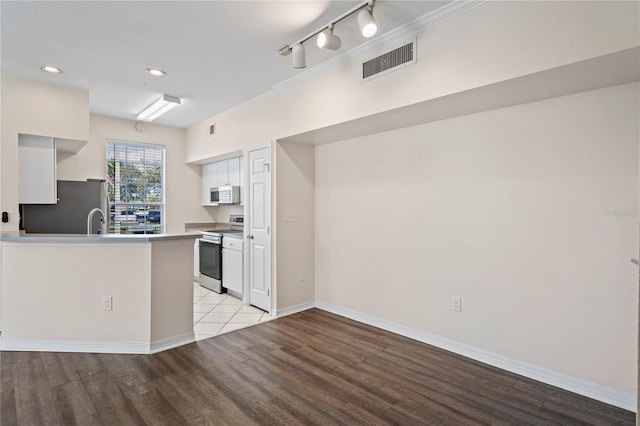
[145,68,166,77]
[40,65,62,74]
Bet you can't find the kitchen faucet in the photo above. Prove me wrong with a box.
[87,208,105,235]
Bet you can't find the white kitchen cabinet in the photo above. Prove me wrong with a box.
[227,157,241,186]
[217,160,229,186]
[202,162,218,206]
[201,156,244,206]
[222,237,243,294]
[238,156,244,204]
[18,134,57,204]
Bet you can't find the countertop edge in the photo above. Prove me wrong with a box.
[0,232,202,243]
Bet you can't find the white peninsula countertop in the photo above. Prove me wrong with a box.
[0,231,200,242]
[0,231,200,354]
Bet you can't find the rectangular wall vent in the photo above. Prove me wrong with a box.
[362,39,416,82]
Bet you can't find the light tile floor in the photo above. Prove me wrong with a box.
[193,281,271,341]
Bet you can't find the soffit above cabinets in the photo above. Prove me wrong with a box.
[188,149,244,166]
[279,47,640,145]
[56,138,88,154]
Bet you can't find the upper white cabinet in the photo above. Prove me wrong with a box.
[217,160,229,186]
[18,134,57,204]
[202,162,218,206]
[201,156,243,206]
[227,157,241,187]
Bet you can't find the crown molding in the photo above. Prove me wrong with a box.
[273,0,490,90]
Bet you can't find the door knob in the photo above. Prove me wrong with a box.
[247,234,254,239]
[631,258,639,265]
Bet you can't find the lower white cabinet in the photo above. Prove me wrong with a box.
[222,237,243,294]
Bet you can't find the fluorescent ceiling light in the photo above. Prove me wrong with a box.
[145,68,166,77]
[137,95,181,122]
[40,65,62,74]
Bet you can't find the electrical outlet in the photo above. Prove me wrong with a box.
[451,296,462,312]
[103,296,113,311]
[284,211,297,222]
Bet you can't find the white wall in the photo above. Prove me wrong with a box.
[150,239,194,342]
[185,1,639,162]
[1,74,90,232]
[180,4,640,397]
[1,236,196,352]
[1,241,151,343]
[57,113,215,233]
[213,205,243,224]
[275,141,315,311]
[315,83,639,395]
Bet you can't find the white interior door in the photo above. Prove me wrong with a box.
[248,145,271,312]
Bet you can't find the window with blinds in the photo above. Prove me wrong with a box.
[106,140,165,234]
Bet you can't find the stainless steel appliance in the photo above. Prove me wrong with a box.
[20,179,108,234]
[209,185,240,205]
[198,215,244,293]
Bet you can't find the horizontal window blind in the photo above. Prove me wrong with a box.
[106,141,165,235]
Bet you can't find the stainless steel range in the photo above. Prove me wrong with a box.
[198,215,243,293]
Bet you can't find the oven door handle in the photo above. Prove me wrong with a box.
[200,238,221,245]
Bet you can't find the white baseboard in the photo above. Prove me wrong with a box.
[0,338,150,354]
[1,332,196,355]
[276,301,315,318]
[150,332,195,354]
[315,300,636,412]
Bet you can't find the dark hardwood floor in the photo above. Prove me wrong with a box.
[1,308,634,425]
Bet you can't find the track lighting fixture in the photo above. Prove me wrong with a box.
[279,0,377,69]
[317,25,341,50]
[292,43,306,69]
[358,8,378,38]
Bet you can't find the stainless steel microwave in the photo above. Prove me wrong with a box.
[210,185,240,204]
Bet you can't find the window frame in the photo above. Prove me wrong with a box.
[106,139,166,234]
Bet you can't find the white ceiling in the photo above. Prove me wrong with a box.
[1,1,449,129]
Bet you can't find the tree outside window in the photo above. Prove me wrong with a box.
[106,140,165,234]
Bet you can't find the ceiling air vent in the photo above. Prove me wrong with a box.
[362,39,416,82]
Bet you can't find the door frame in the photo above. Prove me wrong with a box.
[243,141,274,315]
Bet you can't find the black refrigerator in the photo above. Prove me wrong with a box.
[21,179,108,234]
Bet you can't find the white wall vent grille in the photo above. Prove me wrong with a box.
[362,39,416,82]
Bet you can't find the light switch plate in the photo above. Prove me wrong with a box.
[103,296,113,311]
[451,296,462,312]
[284,211,297,222]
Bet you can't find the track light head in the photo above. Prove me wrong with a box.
[292,43,306,69]
[358,8,378,38]
[317,26,341,50]
[281,0,378,67]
